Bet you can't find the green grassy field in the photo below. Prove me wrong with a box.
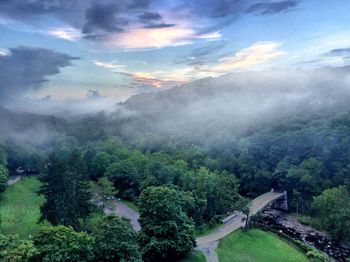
[0,176,50,239]
[216,229,309,262]
[181,251,206,262]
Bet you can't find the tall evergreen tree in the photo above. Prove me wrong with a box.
[39,150,92,228]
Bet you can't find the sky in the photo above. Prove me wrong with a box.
[0,0,350,105]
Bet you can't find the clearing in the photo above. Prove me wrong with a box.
[216,229,309,262]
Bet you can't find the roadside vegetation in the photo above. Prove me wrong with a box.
[181,251,206,262]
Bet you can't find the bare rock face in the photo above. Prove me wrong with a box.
[259,209,350,262]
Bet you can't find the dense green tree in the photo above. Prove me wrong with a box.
[0,148,7,166]
[312,186,350,242]
[93,216,141,262]
[106,160,140,200]
[64,150,92,225]
[89,152,113,180]
[33,225,95,262]
[0,234,38,262]
[39,150,92,228]
[138,186,195,262]
[5,144,45,173]
[0,165,8,193]
[39,153,66,225]
[90,177,117,218]
[214,171,240,215]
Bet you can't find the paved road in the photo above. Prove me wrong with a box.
[7,175,21,185]
[106,191,285,262]
[104,200,141,232]
[196,191,285,262]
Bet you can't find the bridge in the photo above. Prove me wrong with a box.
[195,190,287,262]
[104,190,288,262]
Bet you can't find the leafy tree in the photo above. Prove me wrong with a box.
[93,216,141,262]
[213,171,240,215]
[39,150,92,228]
[5,145,45,173]
[90,177,117,218]
[0,148,7,166]
[138,186,195,262]
[312,186,350,242]
[89,152,113,180]
[106,160,140,200]
[234,197,251,230]
[0,165,8,194]
[33,225,95,262]
[0,234,38,262]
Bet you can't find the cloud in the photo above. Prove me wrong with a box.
[102,26,221,50]
[0,0,301,50]
[95,60,191,89]
[199,42,285,73]
[95,42,284,90]
[326,47,350,57]
[102,26,193,49]
[94,61,125,71]
[175,41,226,65]
[47,27,83,41]
[0,46,78,102]
[143,23,175,29]
[138,12,162,22]
[0,49,9,56]
[87,90,103,99]
[187,0,243,18]
[82,3,128,36]
[120,70,190,89]
[246,0,298,15]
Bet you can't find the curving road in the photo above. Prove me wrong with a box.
[104,200,141,232]
[196,191,286,262]
[105,191,286,262]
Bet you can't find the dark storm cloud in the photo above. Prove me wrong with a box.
[139,11,175,29]
[187,0,243,18]
[184,0,299,36]
[143,23,175,28]
[246,0,298,15]
[0,0,301,45]
[0,0,71,15]
[0,46,78,101]
[82,3,128,34]
[138,12,162,22]
[326,47,350,56]
[0,0,151,35]
[82,0,152,37]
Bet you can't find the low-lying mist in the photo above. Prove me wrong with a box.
[1,66,350,146]
[110,66,350,144]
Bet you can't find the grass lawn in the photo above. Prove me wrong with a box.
[0,176,50,239]
[181,251,206,262]
[216,229,309,262]
[84,209,102,231]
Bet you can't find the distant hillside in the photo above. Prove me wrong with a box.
[109,67,350,144]
[0,107,67,144]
